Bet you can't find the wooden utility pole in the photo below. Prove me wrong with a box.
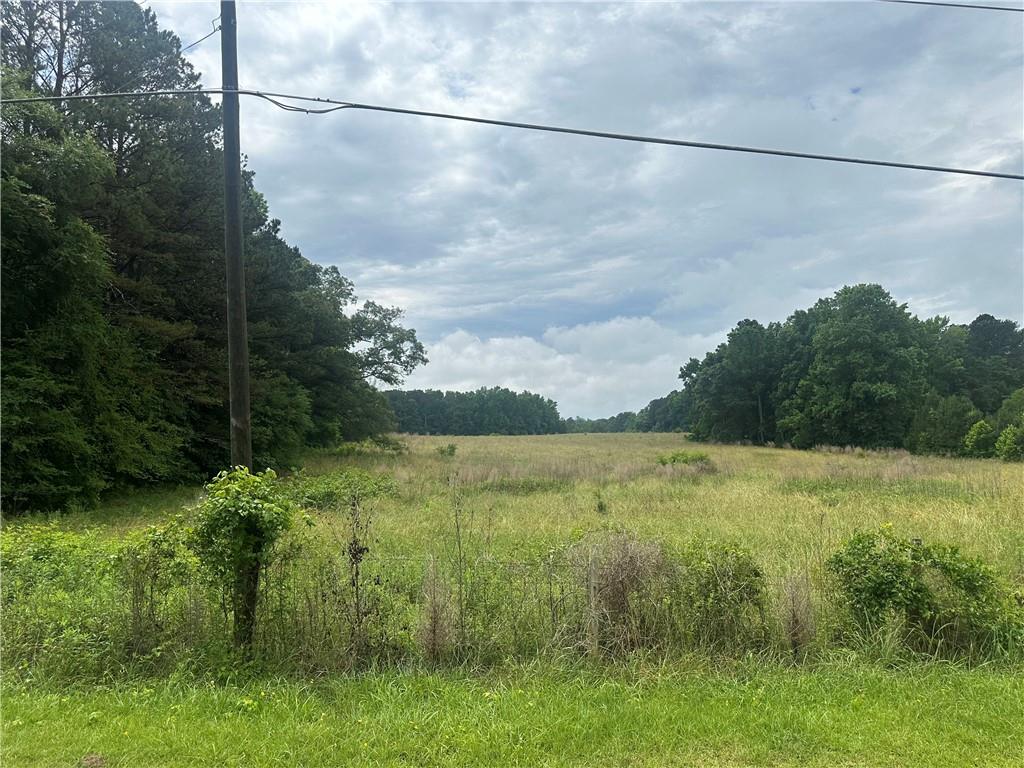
[220,0,252,470]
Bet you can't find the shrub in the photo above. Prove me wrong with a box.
[568,532,766,656]
[436,443,457,458]
[285,468,397,511]
[574,532,674,655]
[827,527,1023,657]
[673,538,767,651]
[962,420,997,458]
[994,424,1024,462]
[657,450,713,468]
[186,467,294,648]
[333,435,409,457]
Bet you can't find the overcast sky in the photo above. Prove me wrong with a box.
[148,0,1023,418]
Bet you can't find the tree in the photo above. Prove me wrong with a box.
[905,393,980,456]
[681,320,780,443]
[776,285,926,448]
[994,388,1024,432]
[1,4,427,510]
[386,388,563,435]
[962,421,997,459]
[963,314,1024,415]
[1,80,186,510]
[994,425,1024,462]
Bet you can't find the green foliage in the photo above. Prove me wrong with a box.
[905,393,980,455]
[962,420,997,458]
[436,443,458,458]
[634,390,692,433]
[994,425,1024,462]
[827,527,1023,656]
[657,450,712,467]
[994,387,1024,431]
[564,411,639,433]
[1,5,426,511]
[672,284,1023,456]
[285,469,398,511]
[186,468,293,590]
[681,319,779,444]
[387,387,563,435]
[673,538,767,650]
[332,435,409,457]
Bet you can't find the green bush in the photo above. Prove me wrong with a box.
[566,533,766,656]
[827,527,1023,657]
[333,435,409,457]
[436,443,457,458]
[962,420,997,458]
[673,538,767,650]
[285,469,397,511]
[657,450,712,467]
[994,424,1024,462]
[186,467,294,647]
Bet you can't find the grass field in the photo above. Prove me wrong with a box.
[3,434,1023,766]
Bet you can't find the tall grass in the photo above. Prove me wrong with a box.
[2,435,1022,683]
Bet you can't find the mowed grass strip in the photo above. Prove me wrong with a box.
[4,663,1023,768]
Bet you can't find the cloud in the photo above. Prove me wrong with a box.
[405,318,723,418]
[149,0,1023,415]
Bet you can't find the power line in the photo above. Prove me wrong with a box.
[2,87,1021,181]
[181,20,222,55]
[246,89,1024,181]
[875,0,1023,11]
[115,19,221,96]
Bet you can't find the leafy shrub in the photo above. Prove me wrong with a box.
[567,532,766,656]
[962,420,997,458]
[827,527,1023,657]
[285,469,397,511]
[673,538,767,650]
[436,443,457,458]
[186,467,294,647]
[333,435,409,457]
[657,450,713,468]
[0,525,120,680]
[995,424,1024,462]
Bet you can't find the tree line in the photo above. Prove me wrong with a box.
[389,283,1023,458]
[563,391,689,434]
[676,284,1023,458]
[1,2,426,512]
[385,388,563,435]
[562,285,1023,458]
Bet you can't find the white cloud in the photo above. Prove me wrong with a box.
[406,318,723,418]
[149,0,1024,414]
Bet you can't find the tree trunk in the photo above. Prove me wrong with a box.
[233,556,261,652]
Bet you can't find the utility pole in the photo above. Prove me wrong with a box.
[220,0,252,470]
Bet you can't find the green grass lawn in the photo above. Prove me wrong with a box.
[4,662,1023,767]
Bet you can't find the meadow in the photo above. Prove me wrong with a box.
[2,434,1023,766]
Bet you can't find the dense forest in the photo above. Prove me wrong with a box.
[564,391,689,434]
[566,285,1023,459]
[385,388,563,435]
[0,2,425,511]
[676,284,1023,457]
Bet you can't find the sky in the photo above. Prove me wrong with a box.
[148,0,1024,418]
